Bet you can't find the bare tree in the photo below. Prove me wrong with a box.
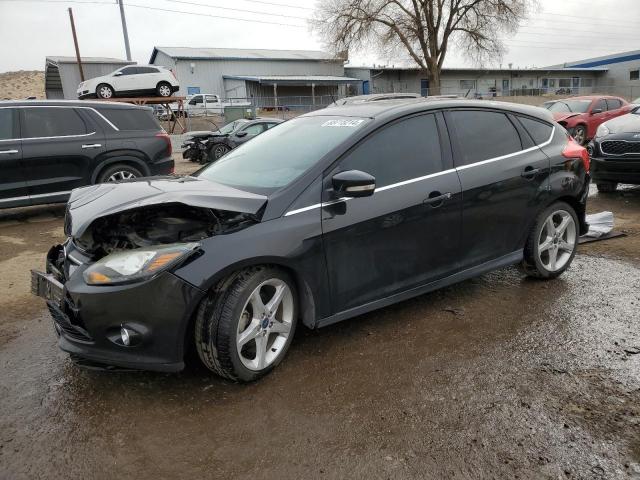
[313,0,536,95]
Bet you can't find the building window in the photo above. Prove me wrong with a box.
[582,78,593,87]
[459,79,476,90]
[549,79,556,87]
[559,79,571,88]
[631,70,640,81]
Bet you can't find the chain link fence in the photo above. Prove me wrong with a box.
[163,87,640,134]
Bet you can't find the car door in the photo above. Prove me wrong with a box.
[0,107,29,208]
[20,106,105,200]
[204,95,219,115]
[588,98,608,138]
[113,66,139,94]
[446,109,551,268]
[135,66,160,93]
[188,95,204,116]
[605,98,624,121]
[321,113,462,313]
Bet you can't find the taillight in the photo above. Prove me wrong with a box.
[562,137,590,172]
[156,132,172,156]
[170,69,177,80]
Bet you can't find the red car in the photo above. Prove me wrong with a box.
[546,95,631,145]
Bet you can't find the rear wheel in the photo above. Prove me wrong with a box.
[97,164,143,183]
[521,202,579,279]
[96,84,114,99]
[156,82,173,97]
[195,267,297,382]
[597,182,618,193]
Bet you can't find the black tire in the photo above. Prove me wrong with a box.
[96,163,143,183]
[572,125,587,145]
[96,83,114,99]
[195,267,298,382]
[521,201,579,279]
[208,143,230,162]
[156,81,173,97]
[597,182,618,193]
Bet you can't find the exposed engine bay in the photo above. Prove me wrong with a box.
[74,203,258,257]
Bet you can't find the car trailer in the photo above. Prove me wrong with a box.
[94,97,186,133]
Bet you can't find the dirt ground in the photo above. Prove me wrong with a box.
[0,161,639,479]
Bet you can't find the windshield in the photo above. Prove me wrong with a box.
[218,120,246,135]
[196,116,369,192]
[548,100,591,113]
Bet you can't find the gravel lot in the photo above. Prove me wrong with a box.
[1,159,639,479]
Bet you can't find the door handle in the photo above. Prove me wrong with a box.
[424,191,452,207]
[81,144,102,149]
[0,149,19,155]
[521,166,540,179]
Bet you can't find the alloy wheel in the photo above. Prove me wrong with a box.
[213,145,229,159]
[572,127,585,145]
[99,86,113,99]
[158,85,171,97]
[236,279,294,371]
[537,210,576,272]
[107,170,137,182]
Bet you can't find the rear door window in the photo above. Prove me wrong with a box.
[0,109,17,140]
[448,110,522,167]
[136,67,158,74]
[97,108,160,131]
[337,113,443,187]
[606,98,622,110]
[517,116,553,145]
[21,107,88,138]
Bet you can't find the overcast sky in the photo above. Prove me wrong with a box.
[0,0,639,72]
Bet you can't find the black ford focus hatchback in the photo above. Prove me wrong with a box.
[33,99,590,382]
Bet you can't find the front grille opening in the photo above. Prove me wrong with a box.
[601,140,640,156]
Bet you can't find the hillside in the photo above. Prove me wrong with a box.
[0,70,45,99]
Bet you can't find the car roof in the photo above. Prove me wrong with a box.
[0,99,144,109]
[305,98,555,123]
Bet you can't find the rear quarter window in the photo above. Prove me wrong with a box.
[449,110,522,166]
[517,116,553,145]
[98,108,161,131]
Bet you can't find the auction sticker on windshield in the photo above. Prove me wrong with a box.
[321,119,365,127]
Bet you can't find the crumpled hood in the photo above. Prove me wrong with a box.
[600,112,640,135]
[552,112,581,122]
[66,176,267,237]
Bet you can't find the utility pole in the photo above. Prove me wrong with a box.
[68,8,84,81]
[118,0,132,61]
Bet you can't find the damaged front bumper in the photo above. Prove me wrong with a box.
[32,243,205,372]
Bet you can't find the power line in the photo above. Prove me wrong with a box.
[160,0,308,20]
[125,2,307,27]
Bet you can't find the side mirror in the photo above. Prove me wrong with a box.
[591,108,602,114]
[113,71,123,76]
[332,170,376,198]
[235,131,248,138]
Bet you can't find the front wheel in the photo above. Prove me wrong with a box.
[572,125,587,145]
[195,267,297,382]
[96,83,114,99]
[521,202,579,279]
[208,143,230,162]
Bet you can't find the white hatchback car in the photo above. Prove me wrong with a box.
[77,65,179,100]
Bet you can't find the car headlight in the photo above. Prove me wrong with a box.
[83,243,199,285]
[595,124,610,138]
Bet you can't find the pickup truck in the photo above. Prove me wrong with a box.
[169,94,251,117]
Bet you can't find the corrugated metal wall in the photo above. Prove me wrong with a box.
[48,62,133,99]
[151,57,344,97]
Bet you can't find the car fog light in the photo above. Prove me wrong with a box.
[121,326,131,346]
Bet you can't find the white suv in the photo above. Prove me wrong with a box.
[77,65,179,100]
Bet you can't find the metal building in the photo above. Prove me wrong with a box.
[149,47,360,104]
[45,56,134,99]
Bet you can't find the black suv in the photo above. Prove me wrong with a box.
[0,100,174,209]
[33,99,590,382]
